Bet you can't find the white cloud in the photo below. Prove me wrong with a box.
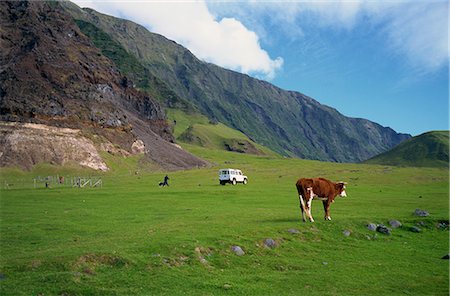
[312,1,448,73]
[71,0,448,77]
[72,0,283,80]
[379,2,448,73]
[300,1,364,29]
[207,1,448,74]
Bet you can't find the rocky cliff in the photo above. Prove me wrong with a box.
[0,1,207,170]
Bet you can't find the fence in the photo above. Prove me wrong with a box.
[2,175,102,190]
[70,177,103,188]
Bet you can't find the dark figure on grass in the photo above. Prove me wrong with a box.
[159,175,169,187]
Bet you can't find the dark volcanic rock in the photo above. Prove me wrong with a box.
[223,139,264,155]
[437,220,449,230]
[410,226,421,233]
[376,225,391,235]
[0,1,166,133]
[0,1,207,170]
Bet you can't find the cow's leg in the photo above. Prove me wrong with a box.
[323,200,332,220]
[299,195,306,222]
[306,197,315,222]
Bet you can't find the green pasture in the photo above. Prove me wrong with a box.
[0,147,448,295]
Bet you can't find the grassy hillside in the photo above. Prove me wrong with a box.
[365,131,449,168]
[1,145,448,295]
[167,109,277,156]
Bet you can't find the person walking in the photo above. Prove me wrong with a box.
[160,175,169,187]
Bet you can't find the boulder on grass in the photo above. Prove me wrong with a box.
[231,246,245,256]
[376,224,391,235]
[263,238,277,249]
[414,209,429,217]
[389,220,402,228]
[367,223,377,231]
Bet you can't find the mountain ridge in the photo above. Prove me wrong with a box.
[364,131,449,168]
[62,1,410,163]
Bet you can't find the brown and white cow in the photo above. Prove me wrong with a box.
[295,178,347,222]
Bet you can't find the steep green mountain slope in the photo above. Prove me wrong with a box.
[62,1,410,163]
[364,131,449,168]
[166,109,278,156]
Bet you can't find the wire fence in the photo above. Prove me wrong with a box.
[2,175,102,190]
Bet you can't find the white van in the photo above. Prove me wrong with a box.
[219,168,248,185]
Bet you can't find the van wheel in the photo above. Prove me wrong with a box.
[243,178,248,185]
[232,179,237,185]
[220,181,225,185]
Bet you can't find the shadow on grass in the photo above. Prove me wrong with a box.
[260,217,300,223]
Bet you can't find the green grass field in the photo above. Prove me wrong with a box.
[1,146,449,295]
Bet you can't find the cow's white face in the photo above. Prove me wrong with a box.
[306,187,316,199]
[340,185,347,197]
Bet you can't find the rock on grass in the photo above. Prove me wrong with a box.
[231,246,245,256]
[367,223,377,231]
[414,209,429,217]
[263,238,277,249]
[389,220,402,228]
[410,226,421,233]
[437,220,449,230]
[376,224,391,235]
[287,228,300,234]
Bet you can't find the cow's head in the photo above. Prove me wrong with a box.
[306,187,316,199]
[336,182,347,197]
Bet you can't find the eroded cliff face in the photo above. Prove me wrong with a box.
[0,122,112,170]
[0,1,208,170]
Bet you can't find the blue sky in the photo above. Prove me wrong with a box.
[73,0,448,136]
